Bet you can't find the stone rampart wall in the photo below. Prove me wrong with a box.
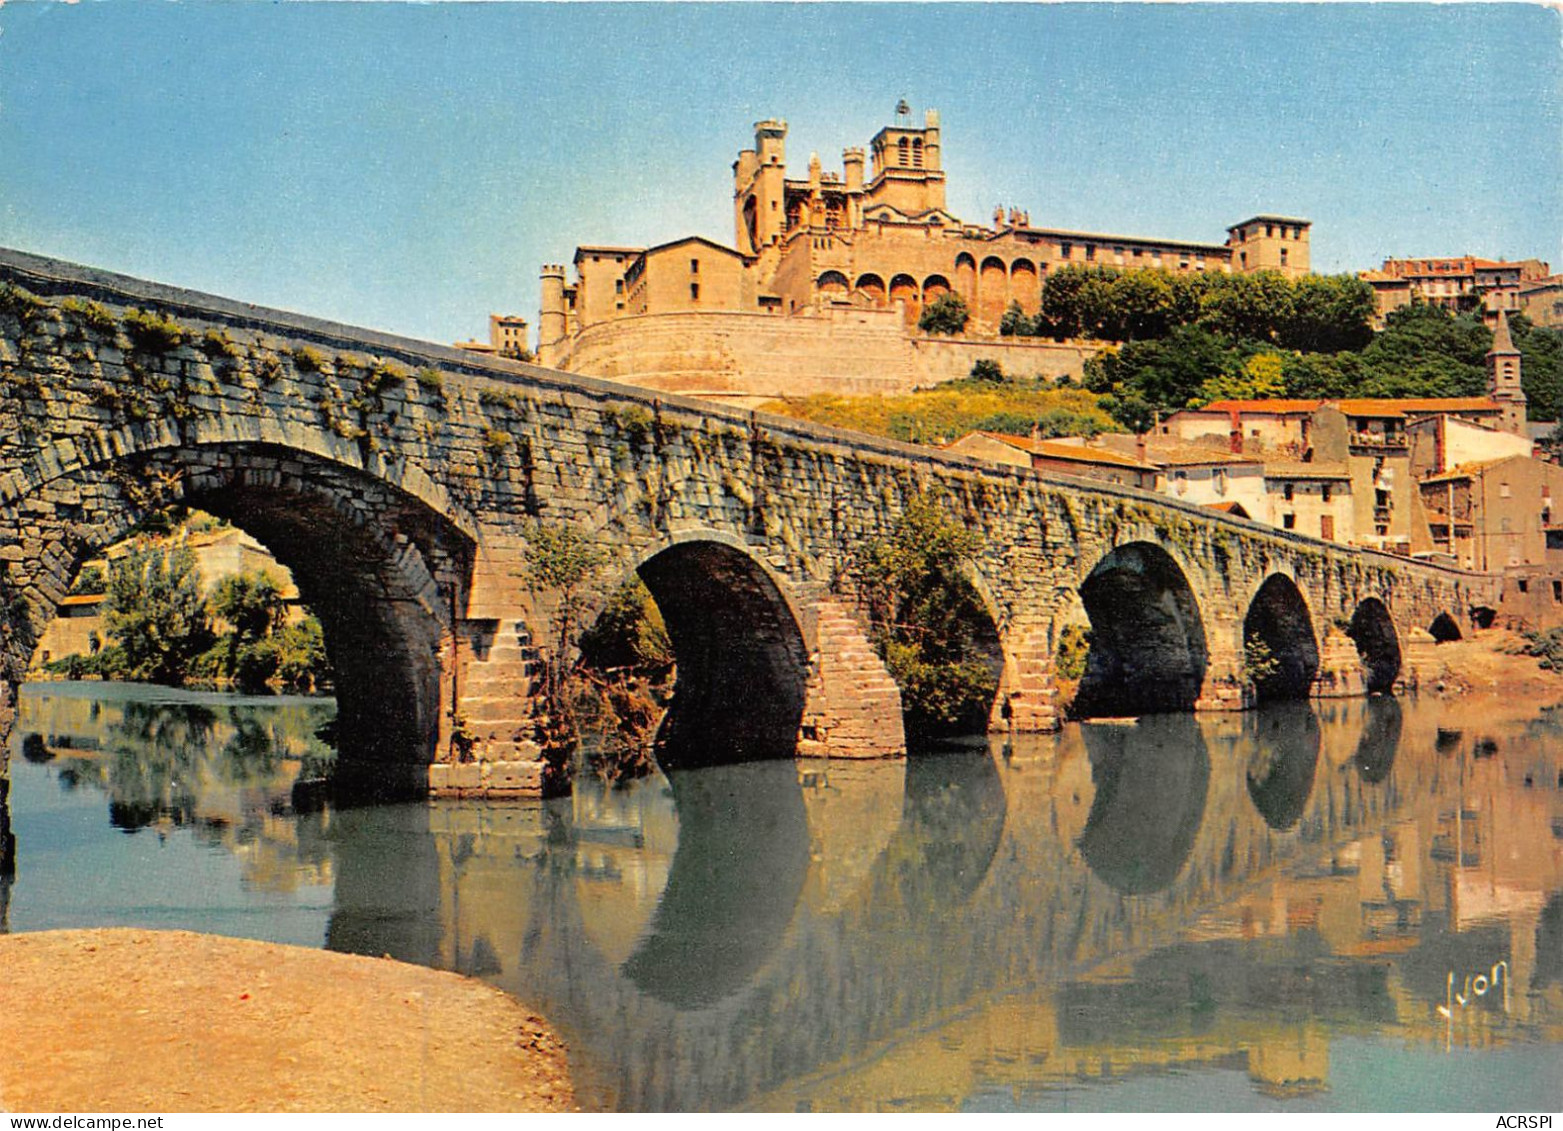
[555,307,1100,403]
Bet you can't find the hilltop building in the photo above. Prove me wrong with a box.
[454,313,532,359]
[536,107,1310,403]
[1360,256,1551,328]
[1518,274,1563,329]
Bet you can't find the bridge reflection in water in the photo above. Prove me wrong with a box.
[5,684,1563,1111]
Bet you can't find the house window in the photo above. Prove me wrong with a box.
[1283,483,1295,501]
[1519,578,1530,593]
[1321,483,1332,503]
[1283,513,1296,530]
[690,283,700,301]
[1500,483,1511,498]
[1554,580,1562,603]
[1085,245,1096,261]
[690,259,700,274]
[615,279,624,294]
[1060,242,1072,258]
[1280,248,1289,265]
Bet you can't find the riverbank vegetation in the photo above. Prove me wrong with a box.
[36,511,332,694]
[517,525,672,788]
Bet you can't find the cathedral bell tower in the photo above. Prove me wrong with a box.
[1487,308,1526,437]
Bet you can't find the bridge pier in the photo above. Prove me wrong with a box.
[798,598,906,759]
[993,624,1063,733]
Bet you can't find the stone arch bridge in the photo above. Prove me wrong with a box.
[0,249,1497,798]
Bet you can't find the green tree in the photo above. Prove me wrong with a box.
[577,578,673,677]
[998,300,1028,337]
[1280,274,1376,353]
[969,358,1005,383]
[69,564,107,596]
[208,570,288,692]
[918,291,970,336]
[1085,325,1234,416]
[1281,350,1368,398]
[211,571,285,645]
[519,523,608,791]
[1104,269,1175,341]
[1356,304,1489,396]
[1513,315,1563,421]
[1196,350,1287,405]
[102,544,211,685]
[854,493,999,737]
[1196,270,1295,344]
[1038,265,1096,339]
[274,615,331,692]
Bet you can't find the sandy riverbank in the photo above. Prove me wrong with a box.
[1414,627,1563,701]
[0,929,575,1113]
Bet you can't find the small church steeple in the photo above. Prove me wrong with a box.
[1487,308,1526,436]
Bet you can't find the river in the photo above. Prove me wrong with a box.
[3,680,1561,1112]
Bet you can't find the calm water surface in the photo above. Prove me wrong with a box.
[3,680,1561,1112]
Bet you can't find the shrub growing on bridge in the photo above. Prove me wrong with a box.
[853,492,1000,739]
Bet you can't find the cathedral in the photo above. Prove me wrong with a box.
[537,105,1310,367]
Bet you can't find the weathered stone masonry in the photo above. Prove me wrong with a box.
[0,249,1497,798]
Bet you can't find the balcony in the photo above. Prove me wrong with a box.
[1351,432,1408,450]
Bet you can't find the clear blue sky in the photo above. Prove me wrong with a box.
[1,3,1558,345]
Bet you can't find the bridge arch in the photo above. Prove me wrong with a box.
[1348,597,1401,694]
[1073,541,1209,719]
[1242,573,1320,702]
[630,533,810,770]
[4,438,475,797]
[1429,612,1463,642]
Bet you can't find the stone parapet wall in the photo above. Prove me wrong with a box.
[555,307,1100,403]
